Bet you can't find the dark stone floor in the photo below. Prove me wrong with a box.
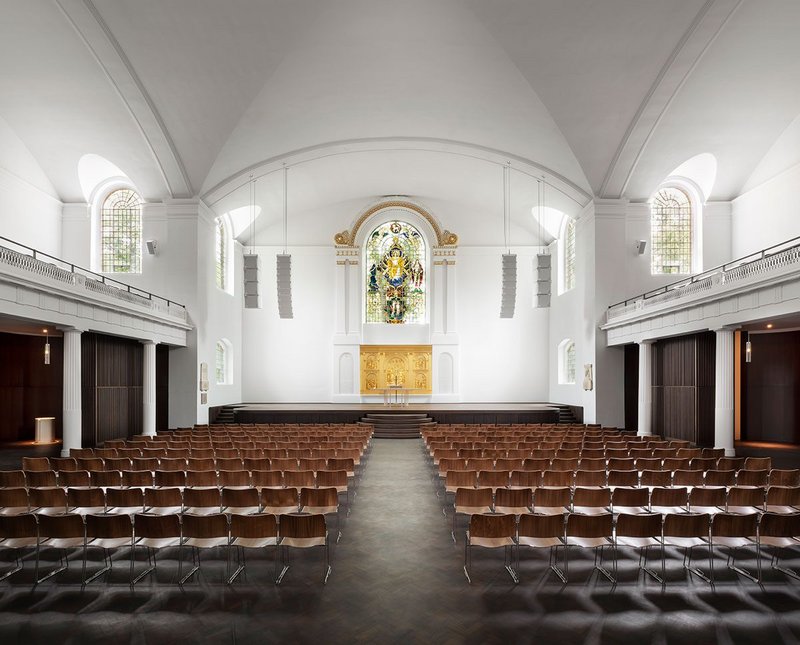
[1,439,800,644]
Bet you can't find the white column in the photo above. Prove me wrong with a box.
[637,340,654,436]
[714,328,735,456]
[142,340,158,437]
[61,328,82,457]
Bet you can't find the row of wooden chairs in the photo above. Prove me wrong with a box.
[0,511,331,586]
[2,468,353,492]
[24,455,361,474]
[463,510,800,585]
[430,446,728,461]
[0,485,343,517]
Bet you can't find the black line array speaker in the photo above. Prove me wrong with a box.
[276,253,293,319]
[500,253,517,318]
[243,254,261,309]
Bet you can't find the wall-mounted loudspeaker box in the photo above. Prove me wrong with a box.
[145,239,157,255]
[535,253,551,308]
[243,254,261,309]
[636,240,647,254]
[276,254,293,319]
[500,253,517,318]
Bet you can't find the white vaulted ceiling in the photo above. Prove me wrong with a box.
[1,0,800,237]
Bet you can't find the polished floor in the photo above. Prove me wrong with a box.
[1,440,800,644]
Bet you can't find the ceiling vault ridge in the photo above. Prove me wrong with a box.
[202,136,593,209]
[54,0,193,199]
[599,0,743,200]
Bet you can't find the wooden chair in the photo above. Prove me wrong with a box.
[710,512,760,583]
[757,512,800,580]
[717,457,745,471]
[743,457,772,471]
[574,470,606,488]
[726,486,765,514]
[179,513,230,584]
[607,458,635,471]
[607,470,639,487]
[615,513,664,583]
[610,487,649,514]
[477,470,510,493]
[183,487,222,516]
[640,470,672,488]
[222,488,261,515]
[131,513,181,585]
[276,513,330,584]
[251,470,283,490]
[661,512,713,584]
[688,486,726,515]
[0,471,26,489]
[83,513,133,584]
[635,458,662,472]
[765,486,800,514]
[122,470,154,488]
[494,487,532,515]
[67,487,106,515]
[533,487,571,515]
[564,513,615,583]
[26,471,58,488]
[22,457,51,472]
[672,470,704,487]
[76,457,105,472]
[736,470,768,488]
[29,487,68,516]
[463,513,518,584]
[542,471,574,488]
[159,457,188,472]
[144,487,182,515]
[35,513,85,584]
[261,487,299,515]
[300,487,341,542]
[769,470,800,488]
[186,470,219,488]
[510,470,542,489]
[701,448,725,460]
[284,470,316,489]
[228,513,279,584]
[650,487,688,515]
[91,470,123,488]
[688,457,717,471]
[105,487,145,515]
[131,457,160,472]
[572,487,612,515]
[155,470,187,487]
[0,488,30,516]
[704,469,736,487]
[516,513,566,582]
[59,471,91,488]
[452,487,493,542]
[218,470,251,488]
[0,513,38,581]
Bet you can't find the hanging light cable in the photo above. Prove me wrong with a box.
[277,164,293,318]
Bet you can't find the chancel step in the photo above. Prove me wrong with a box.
[360,413,435,439]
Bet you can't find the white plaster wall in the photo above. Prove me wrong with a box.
[456,246,549,402]
[241,246,336,402]
[0,115,62,255]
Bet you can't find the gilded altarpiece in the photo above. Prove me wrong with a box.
[360,345,432,395]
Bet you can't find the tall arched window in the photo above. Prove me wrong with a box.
[215,218,227,290]
[101,188,142,273]
[651,187,693,275]
[558,339,576,385]
[365,221,426,324]
[215,340,231,385]
[563,218,576,292]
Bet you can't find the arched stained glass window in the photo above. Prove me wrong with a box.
[365,221,426,324]
[215,218,226,290]
[564,218,576,291]
[651,187,692,275]
[101,188,142,273]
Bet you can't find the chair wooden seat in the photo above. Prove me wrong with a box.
[0,488,30,516]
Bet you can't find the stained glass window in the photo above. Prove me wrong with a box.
[365,221,426,324]
[651,187,692,274]
[215,218,226,290]
[101,188,142,273]
[564,218,576,291]
[565,341,576,384]
[215,341,226,384]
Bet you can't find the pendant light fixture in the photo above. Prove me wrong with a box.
[43,328,50,365]
[745,331,752,363]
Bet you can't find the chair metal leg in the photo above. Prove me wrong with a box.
[35,544,69,585]
[504,544,519,584]
[0,548,24,582]
[228,545,246,585]
[727,542,761,583]
[323,538,331,584]
[640,544,664,584]
[685,544,713,584]
[463,539,471,584]
[773,547,800,580]
[276,541,289,584]
[84,545,114,585]
[179,545,200,585]
[548,544,567,584]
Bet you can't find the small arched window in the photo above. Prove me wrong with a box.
[651,187,693,275]
[101,188,142,273]
[558,339,576,385]
[215,218,227,290]
[215,340,230,385]
[563,218,576,292]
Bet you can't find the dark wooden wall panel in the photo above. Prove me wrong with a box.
[82,333,144,447]
[624,344,639,432]
[0,333,63,442]
[743,331,800,444]
[652,332,715,446]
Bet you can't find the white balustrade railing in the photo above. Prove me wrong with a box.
[0,237,187,322]
[607,236,800,323]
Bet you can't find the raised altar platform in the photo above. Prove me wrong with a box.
[226,402,564,425]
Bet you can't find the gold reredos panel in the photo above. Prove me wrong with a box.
[360,344,432,395]
[334,200,457,247]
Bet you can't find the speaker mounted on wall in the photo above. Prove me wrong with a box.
[276,253,293,319]
[243,254,261,309]
[500,253,517,318]
[535,253,551,308]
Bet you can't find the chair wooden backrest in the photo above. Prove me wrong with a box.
[701,448,725,460]
[454,487,493,508]
[121,470,154,487]
[566,513,613,539]
[518,512,564,538]
[144,487,182,509]
[468,513,515,540]
[662,458,690,472]
[221,487,259,509]
[578,457,606,472]
[279,513,326,540]
[261,487,298,510]
[766,486,800,507]
[67,487,105,509]
[704,469,736,487]
[650,486,688,508]
[615,512,662,538]
[183,487,222,511]
[676,448,702,460]
[59,471,91,487]
[510,470,542,488]
[662,512,710,538]
[736,470,768,487]
[572,487,611,508]
[727,486,765,510]
[688,457,716,471]
[689,486,726,508]
[743,457,772,471]
[522,458,551,471]
[769,470,800,487]
[22,457,51,472]
[673,470,705,487]
[230,513,277,540]
[76,458,105,472]
[611,486,649,509]
[607,470,639,487]
[0,513,37,539]
[131,458,160,472]
[0,487,29,511]
[29,487,67,512]
[533,487,571,510]
[218,470,251,487]
[316,470,348,489]
[186,470,219,488]
[477,470,510,488]
[574,470,607,487]
[187,458,216,471]
[85,513,132,540]
[494,487,531,511]
[0,471,27,488]
[133,513,180,540]
[551,457,579,471]
[759,512,800,538]
[251,470,283,489]
[300,486,338,509]
[155,470,187,487]
[717,457,745,471]
[182,512,228,539]
[607,458,635,471]
[106,487,145,511]
[635,458,662,472]
[640,470,672,487]
[711,512,757,538]
[542,470,574,488]
[38,513,84,539]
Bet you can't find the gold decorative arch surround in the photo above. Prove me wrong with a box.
[334,200,457,247]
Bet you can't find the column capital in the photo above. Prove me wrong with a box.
[140,339,158,346]
[711,326,737,334]
[636,338,656,346]
[57,325,85,334]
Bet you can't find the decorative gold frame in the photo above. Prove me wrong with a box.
[334,200,457,247]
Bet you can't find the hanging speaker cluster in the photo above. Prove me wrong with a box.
[535,253,551,308]
[243,254,261,309]
[500,253,517,318]
[276,253,293,318]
